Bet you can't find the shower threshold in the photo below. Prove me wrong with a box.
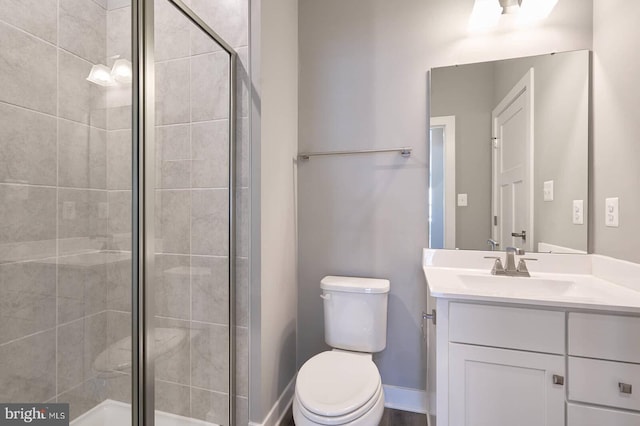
[70,399,219,426]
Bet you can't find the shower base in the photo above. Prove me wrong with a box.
[71,399,218,426]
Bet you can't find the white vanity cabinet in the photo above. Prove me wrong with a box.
[567,313,640,425]
[439,302,566,426]
[436,302,640,426]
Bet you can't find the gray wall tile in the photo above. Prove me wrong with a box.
[0,0,57,43]
[59,0,106,64]
[106,371,131,404]
[58,189,108,240]
[108,190,132,236]
[0,22,57,115]
[0,330,56,402]
[59,120,107,189]
[190,52,229,122]
[154,317,190,384]
[107,5,131,60]
[57,253,108,323]
[155,254,190,319]
[192,120,229,189]
[0,185,56,244]
[190,388,229,424]
[107,86,132,130]
[156,124,191,189]
[106,253,132,311]
[156,59,190,125]
[155,380,190,418]
[0,103,57,186]
[191,189,229,256]
[107,129,132,190]
[0,261,56,344]
[191,256,228,324]
[59,50,107,129]
[190,0,248,48]
[190,322,229,392]
[156,190,190,254]
[155,0,190,62]
[57,377,107,421]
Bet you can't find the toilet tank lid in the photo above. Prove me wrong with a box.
[321,276,390,294]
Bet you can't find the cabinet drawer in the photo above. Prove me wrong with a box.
[449,303,565,354]
[568,403,640,426]
[569,357,640,411]
[569,313,640,363]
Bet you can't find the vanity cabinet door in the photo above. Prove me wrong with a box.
[449,343,565,426]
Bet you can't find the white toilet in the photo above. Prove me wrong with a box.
[293,276,390,426]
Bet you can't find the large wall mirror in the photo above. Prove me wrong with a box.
[429,50,589,253]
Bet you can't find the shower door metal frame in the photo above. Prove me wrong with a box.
[132,1,238,425]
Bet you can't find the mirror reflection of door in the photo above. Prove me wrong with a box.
[429,116,456,249]
[492,69,534,252]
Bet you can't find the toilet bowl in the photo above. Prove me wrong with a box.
[293,351,385,426]
[294,276,390,426]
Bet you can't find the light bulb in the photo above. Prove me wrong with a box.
[87,64,116,87]
[111,59,133,84]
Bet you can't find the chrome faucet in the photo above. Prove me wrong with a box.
[484,246,536,277]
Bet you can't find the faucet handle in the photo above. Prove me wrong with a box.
[484,256,505,275]
[516,257,537,275]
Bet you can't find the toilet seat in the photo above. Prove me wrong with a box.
[295,351,382,424]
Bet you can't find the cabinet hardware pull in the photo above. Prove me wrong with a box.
[619,382,633,394]
[552,375,564,386]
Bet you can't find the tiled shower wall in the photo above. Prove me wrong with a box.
[0,0,249,423]
[0,0,116,419]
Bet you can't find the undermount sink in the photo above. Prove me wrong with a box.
[458,273,576,296]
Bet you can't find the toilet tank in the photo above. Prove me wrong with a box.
[321,276,390,353]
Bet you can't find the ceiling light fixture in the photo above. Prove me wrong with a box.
[499,0,521,14]
[111,59,133,84]
[469,0,559,32]
[86,64,116,87]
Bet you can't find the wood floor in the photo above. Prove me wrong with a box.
[280,406,428,425]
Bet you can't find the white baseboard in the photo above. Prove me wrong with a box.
[383,385,429,414]
[249,376,296,426]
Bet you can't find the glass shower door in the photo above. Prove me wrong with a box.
[147,1,235,424]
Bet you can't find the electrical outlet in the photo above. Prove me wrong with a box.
[457,193,468,207]
[605,197,619,227]
[573,200,584,225]
[544,180,554,202]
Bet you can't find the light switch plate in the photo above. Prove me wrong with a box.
[457,193,468,207]
[605,197,619,227]
[573,200,584,225]
[544,180,554,202]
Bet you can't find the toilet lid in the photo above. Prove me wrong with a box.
[296,351,380,417]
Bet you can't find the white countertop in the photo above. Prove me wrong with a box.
[423,249,640,313]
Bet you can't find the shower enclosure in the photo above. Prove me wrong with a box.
[0,0,248,424]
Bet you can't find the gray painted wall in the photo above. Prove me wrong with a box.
[298,0,592,392]
[249,0,299,422]
[592,0,640,263]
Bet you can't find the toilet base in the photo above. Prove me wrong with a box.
[292,385,385,426]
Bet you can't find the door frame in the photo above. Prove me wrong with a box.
[491,69,534,252]
[430,115,456,249]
